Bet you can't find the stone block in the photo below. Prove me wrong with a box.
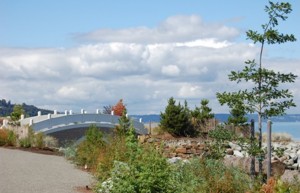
[175,147,187,154]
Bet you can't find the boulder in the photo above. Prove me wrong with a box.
[175,147,187,154]
[233,150,244,157]
[223,156,285,177]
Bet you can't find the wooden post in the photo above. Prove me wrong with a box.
[250,119,255,179]
[267,120,272,179]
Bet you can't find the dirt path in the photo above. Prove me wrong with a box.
[0,147,94,193]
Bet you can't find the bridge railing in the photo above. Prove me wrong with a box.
[31,114,147,135]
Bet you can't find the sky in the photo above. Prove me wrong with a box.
[0,0,299,115]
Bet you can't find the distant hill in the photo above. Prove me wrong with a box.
[0,99,53,117]
[131,114,300,123]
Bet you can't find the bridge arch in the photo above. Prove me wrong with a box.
[20,113,147,144]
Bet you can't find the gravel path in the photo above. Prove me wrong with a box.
[0,148,94,193]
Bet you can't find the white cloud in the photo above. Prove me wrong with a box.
[161,65,180,76]
[77,15,240,43]
[0,15,299,115]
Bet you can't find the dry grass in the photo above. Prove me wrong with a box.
[262,132,292,142]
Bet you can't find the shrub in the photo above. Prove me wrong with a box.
[75,124,105,169]
[0,129,17,146]
[6,130,17,146]
[207,126,234,159]
[43,135,58,148]
[34,132,44,149]
[18,127,35,148]
[0,129,9,146]
[97,130,174,193]
[19,137,32,148]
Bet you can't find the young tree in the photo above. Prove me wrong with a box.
[217,1,297,174]
[224,95,248,126]
[191,99,214,133]
[112,99,126,116]
[10,104,24,121]
[118,108,130,135]
[160,97,191,136]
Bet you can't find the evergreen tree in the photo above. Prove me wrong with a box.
[191,99,214,132]
[160,97,191,136]
[118,108,130,135]
[10,104,24,121]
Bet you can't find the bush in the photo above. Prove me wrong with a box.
[75,124,105,169]
[34,132,44,149]
[170,158,252,193]
[0,129,17,146]
[18,127,35,148]
[207,126,234,159]
[0,129,9,146]
[97,128,175,193]
[6,130,17,146]
[43,135,58,148]
[19,137,32,148]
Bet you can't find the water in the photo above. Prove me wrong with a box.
[260,122,300,142]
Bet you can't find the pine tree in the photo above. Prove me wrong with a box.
[160,97,191,136]
[191,99,214,133]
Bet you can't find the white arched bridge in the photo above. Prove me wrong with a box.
[20,110,148,144]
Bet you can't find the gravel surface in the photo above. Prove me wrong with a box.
[0,147,94,193]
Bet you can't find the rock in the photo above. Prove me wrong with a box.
[175,147,187,154]
[284,159,294,166]
[291,163,299,170]
[168,157,182,164]
[138,135,149,143]
[229,142,241,151]
[233,150,244,157]
[281,170,300,183]
[223,156,285,177]
[226,149,234,155]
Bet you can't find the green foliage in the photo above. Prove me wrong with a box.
[34,132,44,149]
[117,108,130,136]
[191,99,214,133]
[10,104,24,121]
[75,124,105,169]
[237,136,264,158]
[96,134,129,182]
[273,146,286,158]
[19,127,35,148]
[97,133,174,193]
[226,96,248,126]
[216,1,297,175]
[160,97,194,136]
[19,137,32,148]
[0,129,17,146]
[207,126,234,159]
[7,130,17,146]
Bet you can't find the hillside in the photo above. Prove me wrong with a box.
[0,99,53,117]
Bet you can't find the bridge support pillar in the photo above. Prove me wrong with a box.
[29,119,33,126]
